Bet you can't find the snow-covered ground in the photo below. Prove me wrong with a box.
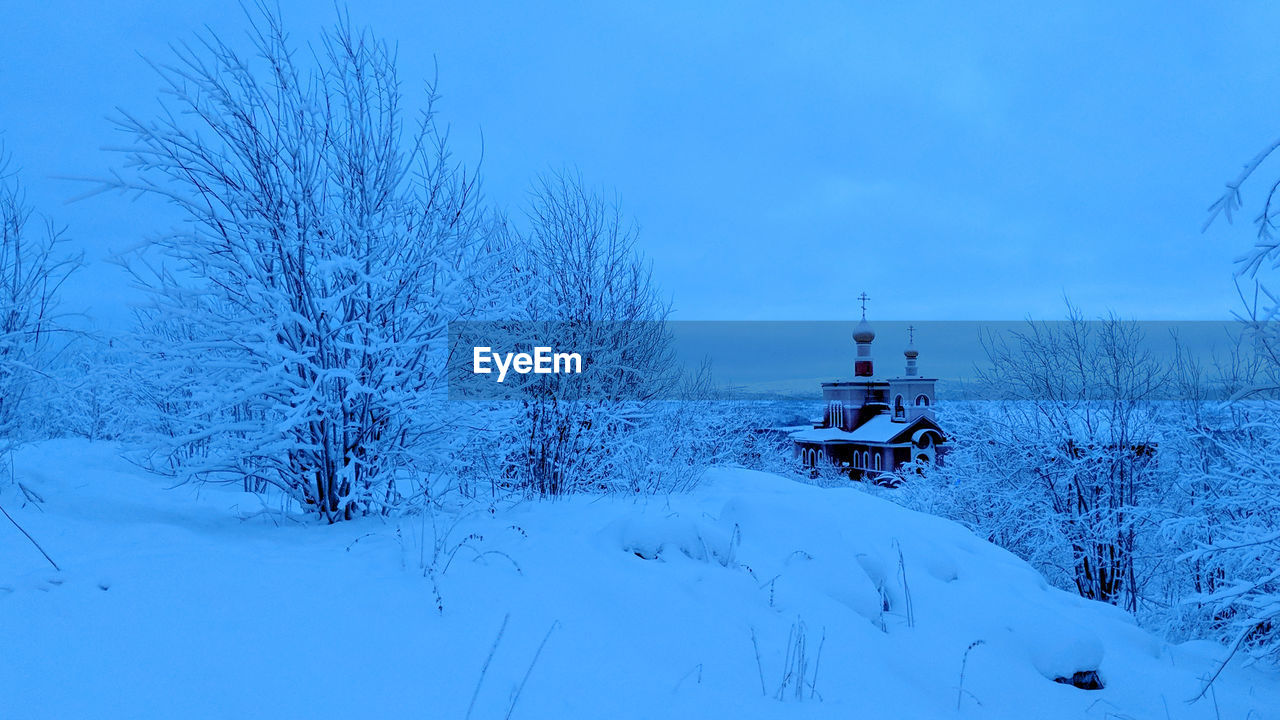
[2,440,1276,719]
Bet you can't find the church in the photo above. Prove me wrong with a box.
[792,296,947,481]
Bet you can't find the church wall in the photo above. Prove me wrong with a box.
[887,379,937,406]
[822,384,870,408]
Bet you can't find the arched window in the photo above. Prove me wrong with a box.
[874,453,882,471]
[862,451,870,469]
[894,395,905,419]
[915,394,930,407]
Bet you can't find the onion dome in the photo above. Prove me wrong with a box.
[853,318,875,343]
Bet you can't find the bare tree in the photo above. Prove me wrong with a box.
[105,6,495,521]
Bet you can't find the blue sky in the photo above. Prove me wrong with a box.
[3,1,1279,326]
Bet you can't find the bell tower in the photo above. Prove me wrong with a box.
[853,291,875,377]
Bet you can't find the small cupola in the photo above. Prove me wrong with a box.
[904,325,919,377]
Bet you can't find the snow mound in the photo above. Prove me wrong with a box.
[0,442,1276,719]
[602,512,737,565]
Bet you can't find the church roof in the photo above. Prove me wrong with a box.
[790,413,945,446]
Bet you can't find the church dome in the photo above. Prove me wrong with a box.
[852,318,875,343]
[904,347,919,359]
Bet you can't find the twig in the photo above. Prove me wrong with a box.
[466,613,509,720]
[750,627,767,696]
[17,482,44,505]
[1189,628,1249,703]
[505,620,557,720]
[956,640,985,711]
[672,663,703,693]
[896,541,915,629]
[0,501,59,571]
[809,628,826,700]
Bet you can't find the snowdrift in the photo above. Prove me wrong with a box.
[1,440,1275,718]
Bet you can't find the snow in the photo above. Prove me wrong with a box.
[790,414,940,445]
[2,439,1276,719]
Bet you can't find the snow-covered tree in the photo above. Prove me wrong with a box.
[497,173,681,497]
[902,307,1166,613]
[0,149,78,458]
[106,9,495,521]
[1195,137,1280,659]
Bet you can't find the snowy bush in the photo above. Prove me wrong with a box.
[50,340,137,443]
[1159,341,1280,661]
[621,388,801,495]
[105,9,498,520]
[1166,420,1280,661]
